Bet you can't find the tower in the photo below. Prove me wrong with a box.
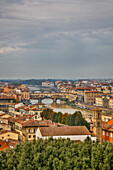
[93,108,102,143]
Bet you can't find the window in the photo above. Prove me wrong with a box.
[34,129,36,133]
[106,131,108,136]
[33,135,36,138]
[94,122,96,127]
[35,116,37,119]
[98,113,100,118]
[29,135,31,138]
[111,132,113,137]
[97,122,100,127]
[7,134,9,137]
[103,130,105,135]
[2,137,4,139]
[29,129,31,133]
[103,139,105,142]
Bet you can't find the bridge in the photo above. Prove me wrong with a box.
[30,92,67,102]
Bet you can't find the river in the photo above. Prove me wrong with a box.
[30,99,93,122]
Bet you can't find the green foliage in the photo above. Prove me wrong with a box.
[1,138,113,170]
[41,109,90,130]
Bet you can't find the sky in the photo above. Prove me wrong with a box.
[0,0,113,80]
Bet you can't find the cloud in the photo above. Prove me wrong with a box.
[0,46,21,54]
[0,0,113,79]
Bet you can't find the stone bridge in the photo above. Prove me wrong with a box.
[30,92,67,102]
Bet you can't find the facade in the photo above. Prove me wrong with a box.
[95,96,113,108]
[0,95,14,113]
[84,91,103,105]
[92,109,102,143]
[102,114,113,122]
[14,119,54,141]
[102,119,113,143]
[95,96,103,106]
[0,131,19,141]
[109,97,113,109]
[42,81,54,87]
[95,96,109,108]
[21,88,30,101]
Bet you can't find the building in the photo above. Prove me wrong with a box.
[102,119,113,143]
[92,108,102,143]
[0,139,20,151]
[42,81,54,87]
[95,96,109,108]
[36,125,96,142]
[95,95,113,108]
[0,95,15,113]
[0,130,19,141]
[84,91,103,105]
[109,97,113,109]
[14,118,54,141]
[102,114,113,122]
[21,88,30,101]
[90,108,113,143]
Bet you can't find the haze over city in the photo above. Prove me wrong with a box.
[0,0,113,79]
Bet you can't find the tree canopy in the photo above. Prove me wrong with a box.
[41,108,90,130]
[0,138,113,170]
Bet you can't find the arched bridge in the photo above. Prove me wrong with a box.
[30,92,67,102]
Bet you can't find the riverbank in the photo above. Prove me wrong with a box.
[63,100,92,112]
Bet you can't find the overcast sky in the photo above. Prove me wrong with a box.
[0,0,113,79]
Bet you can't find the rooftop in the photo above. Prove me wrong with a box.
[39,126,90,136]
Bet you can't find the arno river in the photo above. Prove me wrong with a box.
[30,98,93,122]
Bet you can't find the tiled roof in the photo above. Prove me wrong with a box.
[0,130,19,135]
[7,117,17,123]
[93,108,102,111]
[0,95,14,99]
[39,126,90,136]
[85,91,103,93]
[107,118,113,126]
[22,119,49,127]
[0,140,10,151]
[0,139,20,151]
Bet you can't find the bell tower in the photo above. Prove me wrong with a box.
[93,108,102,143]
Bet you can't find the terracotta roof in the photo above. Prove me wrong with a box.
[0,113,5,117]
[0,95,14,99]
[39,126,90,136]
[0,139,20,151]
[85,91,103,93]
[0,140,10,151]
[102,124,111,130]
[7,117,17,123]
[0,122,10,126]
[93,108,102,111]
[15,119,24,124]
[76,87,96,90]
[23,119,49,127]
[107,118,113,126]
[0,130,19,135]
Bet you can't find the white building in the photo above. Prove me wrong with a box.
[36,126,96,142]
[42,81,54,87]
